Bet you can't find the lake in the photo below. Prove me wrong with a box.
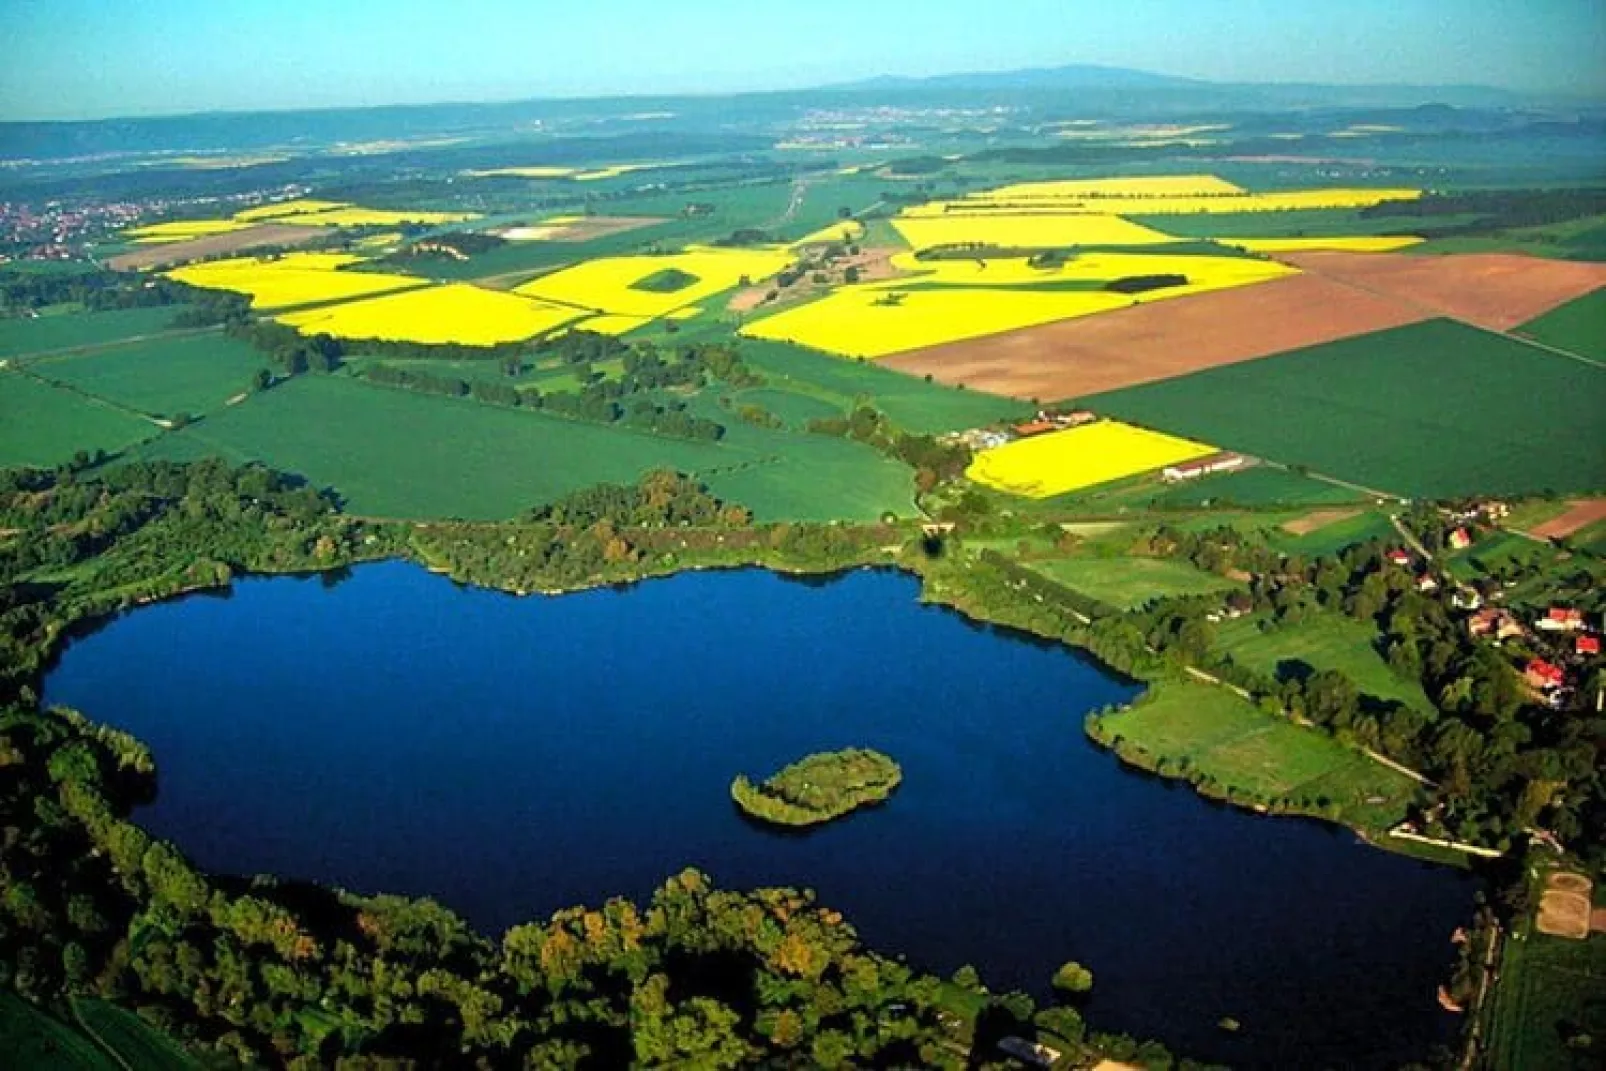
[44,561,1477,1068]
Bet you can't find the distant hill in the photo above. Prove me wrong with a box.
[837,63,1201,92]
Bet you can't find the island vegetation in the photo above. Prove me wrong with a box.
[731,748,904,827]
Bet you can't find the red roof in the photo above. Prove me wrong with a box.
[1525,659,1565,686]
[1578,636,1601,656]
[1548,607,1584,623]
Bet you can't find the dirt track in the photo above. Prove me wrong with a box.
[880,273,1433,401]
[106,223,324,270]
[1278,251,1606,331]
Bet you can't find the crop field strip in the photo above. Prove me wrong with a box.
[0,369,161,468]
[1082,318,1606,499]
[166,252,432,311]
[966,420,1216,499]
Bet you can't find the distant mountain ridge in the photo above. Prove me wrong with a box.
[836,63,1201,92]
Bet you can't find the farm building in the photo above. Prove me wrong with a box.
[1012,419,1060,438]
[1468,608,1524,641]
[1524,659,1566,691]
[1162,451,1250,482]
[1578,635,1601,657]
[1447,527,1473,550]
[1385,548,1413,566]
[1538,607,1586,632]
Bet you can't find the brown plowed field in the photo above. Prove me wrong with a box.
[1531,498,1606,539]
[107,223,324,271]
[1279,251,1606,330]
[880,273,1432,401]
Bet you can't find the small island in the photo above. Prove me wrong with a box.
[731,748,903,827]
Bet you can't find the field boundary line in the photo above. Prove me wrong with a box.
[14,324,222,365]
[9,364,170,428]
[68,997,135,1071]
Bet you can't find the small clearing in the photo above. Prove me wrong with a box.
[1281,508,1362,536]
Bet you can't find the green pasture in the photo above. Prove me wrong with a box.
[1211,611,1436,713]
[0,306,189,359]
[1515,287,1606,361]
[0,371,157,468]
[1025,555,1241,610]
[31,334,269,418]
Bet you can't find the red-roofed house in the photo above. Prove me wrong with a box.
[1385,548,1412,566]
[1525,659,1566,691]
[1448,527,1473,550]
[1538,608,1586,632]
[1578,635,1601,657]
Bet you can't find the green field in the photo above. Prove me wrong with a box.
[1095,678,1417,828]
[1267,509,1397,557]
[1147,465,1368,509]
[0,371,158,467]
[1211,611,1435,712]
[0,306,190,359]
[1026,555,1242,610]
[1515,287,1606,360]
[729,386,845,428]
[30,335,270,419]
[0,992,118,1070]
[72,998,199,1070]
[1126,207,1442,240]
[1485,926,1606,1071]
[1084,319,1606,498]
[133,374,912,522]
[1413,214,1606,262]
[740,339,1031,434]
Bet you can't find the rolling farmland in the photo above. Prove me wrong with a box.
[1084,319,1606,498]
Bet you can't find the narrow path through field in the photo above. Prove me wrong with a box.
[1390,514,1434,561]
[15,324,222,366]
[68,998,135,1071]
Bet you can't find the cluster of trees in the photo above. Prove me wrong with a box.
[384,230,506,261]
[0,460,384,704]
[0,269,192,315]
[1361,186,1606,230]
[730,748,902,827]
[1106,273,1187,294]
[809,405,972,493]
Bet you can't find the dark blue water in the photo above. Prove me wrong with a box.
[44,562,1476,1068]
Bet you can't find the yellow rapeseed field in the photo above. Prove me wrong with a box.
[1218,236,1425,253]
[574,314,653,336]
[979,174,1245,199]
[967,421,1217,498]
[891,213,1174,249]
[277,284,582,346]
[165,253,428,310]
[262,206,479,228]
[464,166,578,178]
[740,286,1130,359]
[739,250,1295,358]
[515,247,795,320]
[123,219,254,242]
[234,199,348,222]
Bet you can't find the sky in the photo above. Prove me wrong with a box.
[2,0,1603,120]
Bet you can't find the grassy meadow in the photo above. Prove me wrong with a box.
[1515,286,1606,360]
[0,306,190,359]
[1025,555,1242,610]
[0,372,157,467]
[1211,611,1435,712]
[1093,678,1417,830]
[29,334,270,419]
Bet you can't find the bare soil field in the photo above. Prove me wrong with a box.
[549,216,664,242]
[880,273,1432,400]
[1280,251,1606,331]
[1530,498,1606,540]
[1536,871,1594,940]
[1281,508,1361,536]
[106,223,324,270]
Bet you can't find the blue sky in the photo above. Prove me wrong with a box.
[3,0,1603,120]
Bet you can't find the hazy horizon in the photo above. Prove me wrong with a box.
[3,0,1604,123]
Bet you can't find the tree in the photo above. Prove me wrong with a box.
[1052,960,1093,995]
